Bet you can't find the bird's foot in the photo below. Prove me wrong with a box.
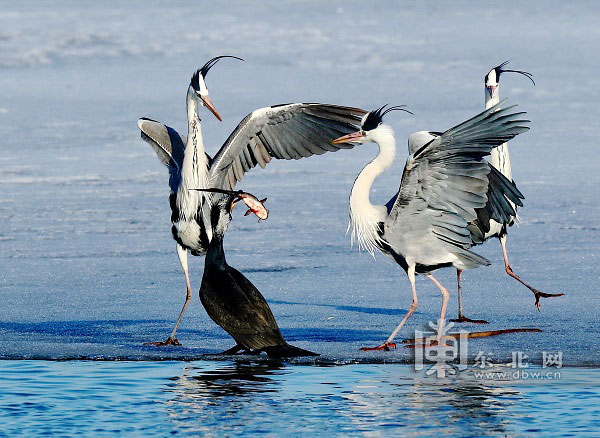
[218,345,244,355]
[449,316,489,324]
[144,337,182,347]
[360,342,397,352]
[405,340,451,349]
[532,288,564,311]
[422,340,451,348]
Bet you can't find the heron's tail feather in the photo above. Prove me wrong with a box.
[455,248,491,269]
[264,343,318,358]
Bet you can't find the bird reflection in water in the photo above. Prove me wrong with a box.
[163,361,284,425]
[161,362,528,435]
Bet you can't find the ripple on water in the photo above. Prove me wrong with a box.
[2,361,598,436]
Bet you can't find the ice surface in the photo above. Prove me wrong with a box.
[0,1,599,365]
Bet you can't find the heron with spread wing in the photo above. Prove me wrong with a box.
[332,101,530,350]
[138,58,366,345]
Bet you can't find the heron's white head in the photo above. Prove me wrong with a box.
[485,61,535,100]
[188,55,244,122]
[331,105,412,145]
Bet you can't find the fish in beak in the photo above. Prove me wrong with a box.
[239,193,268,221]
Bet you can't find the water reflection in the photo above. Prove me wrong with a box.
[168,360,284,398]
[162,362,530,436]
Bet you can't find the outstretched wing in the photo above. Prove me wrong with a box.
[207,103,367,190]
[137,118,186,171]
[137,118,212,191]
[477,165,523,227]
[388,101,530,251]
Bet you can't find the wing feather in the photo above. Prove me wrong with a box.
[208,103,366,189]
[137,118,213,191]
[137,118,186,171]
[388,100,530,251]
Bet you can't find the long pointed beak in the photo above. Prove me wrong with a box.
[229,197,241,215]
[332,131,365,145]
[229,192,243,215]
[200,95,222,121]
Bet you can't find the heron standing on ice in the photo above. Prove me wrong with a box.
[138,58,366,345]
[332,101,529,350]
[451,61,563,324]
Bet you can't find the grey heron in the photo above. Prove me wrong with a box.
[138,61,367,346]
[194,188,317,358]
[332,101,529,350]
[138,56,241,346]
[451,61,562,324]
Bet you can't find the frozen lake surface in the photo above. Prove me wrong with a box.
[1,0,599,435]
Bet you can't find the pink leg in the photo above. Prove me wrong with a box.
[426,273,450,345]
[361,264,418,352]
[145,244,192,347]
[450,269,488,324]
[500,236,563,311]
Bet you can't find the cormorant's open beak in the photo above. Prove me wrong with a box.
[486,85,496,99]
[332,131,365,145]
[200,95,222,121]
[229,195,243,215]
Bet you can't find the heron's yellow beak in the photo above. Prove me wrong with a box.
[332,131,365,144]
[201,95,222,122]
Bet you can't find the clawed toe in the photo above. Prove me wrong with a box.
[533,289,564,311]
[360,342,397,352]
[144,338,182,347]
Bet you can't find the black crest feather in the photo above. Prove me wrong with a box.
[361,105,413,131]
[485,60,535,86]
[191,55,244,91]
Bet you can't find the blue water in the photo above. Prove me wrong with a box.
[1,361,597,437]
[1,0,600,435]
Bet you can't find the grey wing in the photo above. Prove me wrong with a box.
[388,100,530,251]
[207,103,367,190]
[473,165,524,237]
[137,118,212,191]
[137,118,186,171]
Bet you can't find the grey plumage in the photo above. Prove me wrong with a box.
[340,100,530,350]
[138,98,366,346]
[451,62,561,320]
[383,101,530,271]
[139,104,366,191]
[137,117,210,192]
[208,104,367,190]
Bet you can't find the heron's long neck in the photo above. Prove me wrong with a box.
[486,85,512,179]
[349,125,395,255]
[177,92,210,219]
